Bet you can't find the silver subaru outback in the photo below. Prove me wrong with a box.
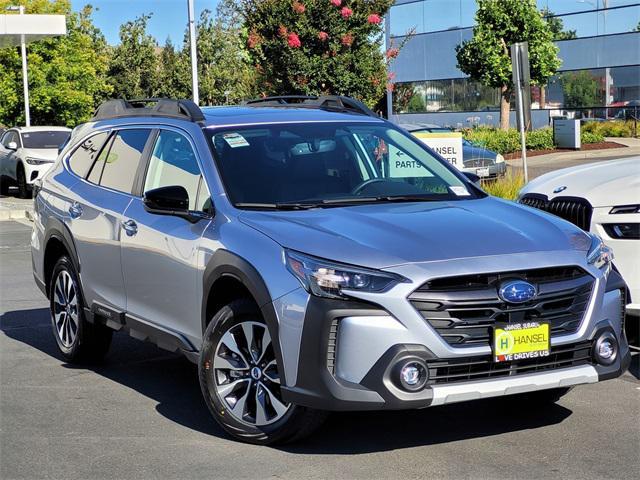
[31,97,630,444]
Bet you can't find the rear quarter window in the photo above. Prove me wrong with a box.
[68,132,110,178]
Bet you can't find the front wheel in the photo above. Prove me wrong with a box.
[198,299,326,444]
[16,165,32,199]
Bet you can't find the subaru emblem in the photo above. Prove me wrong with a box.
[498,280,537,304]
[553,185,567,193]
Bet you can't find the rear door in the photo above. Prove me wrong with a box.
[121,128,212,345]
[68,128,153,313]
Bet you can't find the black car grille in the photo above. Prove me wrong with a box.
[426,341,593,385]
[409,267,594,347]
[519,194,593,231]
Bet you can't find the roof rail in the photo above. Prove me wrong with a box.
[243,95,379,118]
[91,98,205,123]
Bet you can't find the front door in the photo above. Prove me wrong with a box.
[121,128,212,346]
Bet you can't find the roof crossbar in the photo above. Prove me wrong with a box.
[243,95,379,118]
[91,98,205,123]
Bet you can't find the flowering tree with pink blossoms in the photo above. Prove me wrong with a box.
[241,0,396,108]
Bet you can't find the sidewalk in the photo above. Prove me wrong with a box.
[506,137,640,179]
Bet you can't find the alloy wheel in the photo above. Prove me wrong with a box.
[212,321,290,426]
[52,270,79,348]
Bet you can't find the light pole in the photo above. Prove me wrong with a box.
[7,5,30,126]
[187,0,199,105]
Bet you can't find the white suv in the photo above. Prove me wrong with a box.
[0,126,71,198]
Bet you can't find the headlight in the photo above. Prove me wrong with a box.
[285,250,407,299]
[586,234,614,271]
[495,153,505,163]
[26,157,51,165]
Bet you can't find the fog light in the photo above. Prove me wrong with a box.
[593,332,618,366]
[398,360,428,391]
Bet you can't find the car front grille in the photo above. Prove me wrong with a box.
[409,267,594,347]
[464,158,493,168]
[519,194,593,231]
[426,341,593,385]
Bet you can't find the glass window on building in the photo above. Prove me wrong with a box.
[390,1,425,37]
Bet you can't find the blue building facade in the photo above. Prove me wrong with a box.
[388,0,640,128]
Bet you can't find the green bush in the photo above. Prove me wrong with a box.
[463,125,606,154]
[582,121,634,138]
[581,131,604,144]
[525,128,554,150]
[462,127,520,154]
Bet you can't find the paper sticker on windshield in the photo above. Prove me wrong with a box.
[222,133,249,148]
[450,186,470,196]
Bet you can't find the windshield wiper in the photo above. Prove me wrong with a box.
[319,195,440,205]
[234,202,320,210]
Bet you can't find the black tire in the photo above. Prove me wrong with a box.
[49,256,112,363]
[199,299,327,445]
[16,164,32,199]
[0,176,10,196]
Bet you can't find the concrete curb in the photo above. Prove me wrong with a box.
[0,208,34,222]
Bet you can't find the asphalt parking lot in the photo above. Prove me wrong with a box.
[1,220,639,480]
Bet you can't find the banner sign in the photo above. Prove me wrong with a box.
[413,132,464,170]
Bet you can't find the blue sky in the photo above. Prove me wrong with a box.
[71,0,220,46]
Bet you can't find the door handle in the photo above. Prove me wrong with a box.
[68,202,83,219]
[121,219,138,237]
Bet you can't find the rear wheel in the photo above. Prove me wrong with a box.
[49,256,112,362]
[16,165,31,199]
[199,299,326,444]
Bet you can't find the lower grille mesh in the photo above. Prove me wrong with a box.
[427,342,593,385]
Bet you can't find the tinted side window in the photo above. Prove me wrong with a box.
[144,130,202,210]
[68,132,109,178]
[99,129,151,194]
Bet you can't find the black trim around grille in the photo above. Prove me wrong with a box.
[519,194,593,231]
[426,342,593,385]
[410,267,594,347]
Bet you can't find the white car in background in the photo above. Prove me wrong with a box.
[0,126,71,198]
[518,157,640,343]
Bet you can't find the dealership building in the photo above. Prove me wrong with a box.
[387,0,640,128]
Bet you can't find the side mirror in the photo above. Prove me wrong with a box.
[463,171,481,186]
[7,141,18,151]
[143,185,208,223]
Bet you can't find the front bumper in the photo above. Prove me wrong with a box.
[23,161,54,185]
[462,161,506,179]
[276,255,630,411]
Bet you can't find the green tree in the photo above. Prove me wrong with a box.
[239,0,395,108]
[541,8,577,41]
[456,0,561,130]
[560,71,599,108]
[155,38,190,99]
[0,0,112,127]
[180,8,256,105]
[107,14,158,100]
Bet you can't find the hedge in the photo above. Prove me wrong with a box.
[462,127,604,155]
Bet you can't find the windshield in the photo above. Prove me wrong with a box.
[209,122,479,209]
[21,131,70,149]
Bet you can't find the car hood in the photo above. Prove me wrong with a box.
[463,144,496,162]
[21,148,58,162]
[238,197,590,269]
[520,157,640,208]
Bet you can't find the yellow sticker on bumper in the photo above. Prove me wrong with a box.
[494,322,550,363]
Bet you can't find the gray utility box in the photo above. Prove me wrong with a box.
[554,119,581,149]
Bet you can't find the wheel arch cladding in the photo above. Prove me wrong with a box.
[202,249,287,385]
[43,218,81,299]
